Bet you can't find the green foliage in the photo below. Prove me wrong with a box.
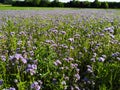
[50,0,64,7]
[4,0,12,4]
[92,0,101,8]
[7,0,120,8]
[39,0,50,7]
[101,2,109,8]
[94,62,120,90]
[32,0,41,6]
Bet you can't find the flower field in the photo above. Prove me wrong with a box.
[0,9,120,90]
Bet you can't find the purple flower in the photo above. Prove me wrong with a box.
[51,44,58,48]
[64,57,74,62]
[60,31,66,35]
[31,81,41,90]
[68,57,74,61]
[17,40,22,45]
[74,73,80,80]
[60,44,68,49]
[83,77,89,82]
[68,38,74,42]
[104,26,114,33]
[54,60,62,66]
[102,55,106,58]
[21,57,27,64]
[51,30,58,34]
[19,31,26,36]
[91,58,95,62]
[0,80,3,85]
[112,52,119,57]
[75,86,80,90]
[28,69,36,75]
[74,34,80,38]
[52,78,57,84]
[98,57,105,62]
[32,64,37,70]
[109,34,114,39]
[87,65,93,73]
[45,40,54,44]
[99,33,104,37]
[10,54,21,60]
[71,86,74,90]
[26,64,37,75]
[64,58,69,62]
[71,63,78,69]
[9,87,16,90]
[61,81,66,85]
[70,46,74,50]
[10,53,27,64]
[29,51,34,56]
[15,54,22,59]
[10,32,15,36]
[1,55,6,61]
[117,57,120,61]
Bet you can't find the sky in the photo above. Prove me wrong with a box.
[51,0,120,2]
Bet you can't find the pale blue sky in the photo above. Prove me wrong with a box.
[51,0,120,2]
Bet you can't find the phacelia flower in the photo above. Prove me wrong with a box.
[0,80,3,85]
[54,60,62,66]
[98,57,105,62]
[9,87,16,90]
[10,53,27,64]
[1,55,6,61]
[68,38,74,42]
[31,81,41,90]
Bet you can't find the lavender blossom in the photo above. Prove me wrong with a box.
[74,73,80,80]
[9,87,16,90]
[0,80,3,85]
[26,64,37,75]
[98,57,105,62]
[10,32,15,36]
[68,38,74,42]
[10,53,27,64]
[31,81,41,90]
[1,55,6,61]
[60,31,66,35]
[61,81,66,85]
[54,60,62,66]
[75,86,80,90]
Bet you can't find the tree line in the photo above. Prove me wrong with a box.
[0,0,120,8]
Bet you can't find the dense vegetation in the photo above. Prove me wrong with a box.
[0,9,120,90]
[0,0,120,8]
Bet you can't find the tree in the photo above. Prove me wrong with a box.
[0,0,5,3]
[69,0,76,7]
[50,0,64,7]
[101,2,109,8]
[92,0,101,8]
[32,0,41,6]
[25,0,32,2]
[4,0,12,4]
[83,1,91,8]
[54,0,59,2]
[39,0,50,7]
